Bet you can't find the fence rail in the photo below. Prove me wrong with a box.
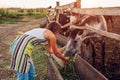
[55,1,120,16]
[72,7,120,16]
[71,25,120,41]
[46,0,120,80]
[55,2,75,9]
[54,0,120,40]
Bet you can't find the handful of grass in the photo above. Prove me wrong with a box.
[60,57,79,80]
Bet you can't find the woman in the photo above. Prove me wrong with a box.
[10,21,69,80]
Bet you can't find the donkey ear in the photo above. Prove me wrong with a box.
[46,15,51,23]
[56,14,59,23]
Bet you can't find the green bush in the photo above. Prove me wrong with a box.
[25,12,47,19]
[0,9,19,19]
[0,9,47,23]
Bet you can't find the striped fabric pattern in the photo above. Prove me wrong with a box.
[10,34,36,73]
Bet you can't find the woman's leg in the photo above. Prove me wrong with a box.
[28,64,35,80]
[17,71,28,80]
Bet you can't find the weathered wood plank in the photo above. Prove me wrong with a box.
[72,7,120,16]
[74,54,108,80]
[56,34,67,46]
[46,56,64,80]
[55,2,75,9]
[71,25,120,41]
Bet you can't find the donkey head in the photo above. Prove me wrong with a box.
[63,29,83,57]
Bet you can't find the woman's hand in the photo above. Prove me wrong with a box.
[58,46,66,52]
[64,57,70,62]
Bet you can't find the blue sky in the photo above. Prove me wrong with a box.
[0,0,119,8]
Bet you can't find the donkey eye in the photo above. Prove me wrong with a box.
[74,40,77,43]
[78,30,83,35]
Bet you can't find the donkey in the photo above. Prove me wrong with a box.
[104,15,114,27]
[63,14,108,67]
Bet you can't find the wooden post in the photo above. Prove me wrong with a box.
[55,1,60,21]
[56,1,60,13]
[56,1,60,7]
[75,0,81,8]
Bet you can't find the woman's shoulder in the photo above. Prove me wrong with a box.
[26,28,46,33]
[44,29,55,39]
[32,28,46,31]
[44,29,52,34]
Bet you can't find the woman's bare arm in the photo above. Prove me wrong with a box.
[43,44,53,54]
[44,30,69,61]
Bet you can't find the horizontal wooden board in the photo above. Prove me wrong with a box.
[72,7,120,16]
[55,2,75,9]
[71,25,120,41]
[74,54,108,80]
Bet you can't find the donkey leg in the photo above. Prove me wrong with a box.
[90,39,96,67]
[101,39,106,68]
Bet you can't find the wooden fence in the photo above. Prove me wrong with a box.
[46,0,120,80]
[55,0,120,40]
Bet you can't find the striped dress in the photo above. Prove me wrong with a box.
[10,33,47,73]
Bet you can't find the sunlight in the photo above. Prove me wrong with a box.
[0,0,119,8]
[81,0,102,8]
[81,0,120,8]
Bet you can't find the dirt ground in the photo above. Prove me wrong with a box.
[0,16,119,80]
[0,18,44,79]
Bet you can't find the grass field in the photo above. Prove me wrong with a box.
[0,9,47,23]
[32,45,48,80]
